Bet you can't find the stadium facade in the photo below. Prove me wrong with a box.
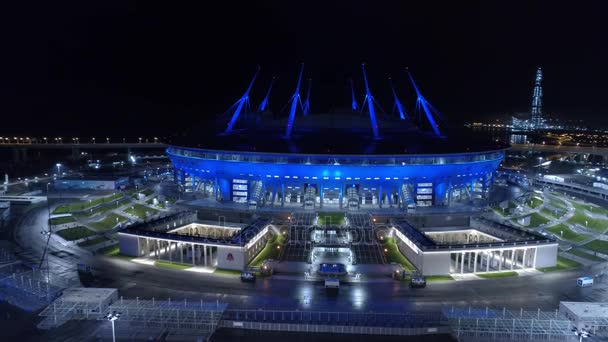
[166,64,507,211]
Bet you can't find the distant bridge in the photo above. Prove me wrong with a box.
[0,143,168,163]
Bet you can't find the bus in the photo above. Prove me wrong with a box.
[577,277,593,287]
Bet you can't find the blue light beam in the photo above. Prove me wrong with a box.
[389,77,407,120]
[257,76,275,112]
[407,69,442,137]
[302,78,312,116]
[361,63,380,139]
[350,79,359,111]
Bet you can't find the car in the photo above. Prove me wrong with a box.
[325,278,340,294]
[240,271,256,283]
[410,276,427,288]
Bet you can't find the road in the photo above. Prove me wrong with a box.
[11,204,608,315]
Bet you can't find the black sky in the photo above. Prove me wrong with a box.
[1,1,608,137]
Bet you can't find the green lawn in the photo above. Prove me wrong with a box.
[572,202,608,216]
[98,245,134,260]
[317,212,345,226]
[568,212,608,232]
[90,213,128,231]
[582,240,608,254]
[140,189,154,196]
[567,249,605,262]
[514,212,551,227]
[477,271,518,279]
[529,197,543,209]
[248,233,286,267]
[213,268,242,276]
[77,236,110,247]
[49,215,76,225]
[146,197,166,209]
[541,207,566,219]
[155,260,191,270]
[539,256,581,272]
[425,275,454,282]
[549,199,567,210]
[55,226,97,241]
[124,203,159,219]
[75,199,130,218]
[383,237,416,271]
[545,224,589,243]
[53,193,123,214]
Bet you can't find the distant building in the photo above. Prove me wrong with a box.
[559,301,608,333]
[54,175,129,190]
[512,67,547,131]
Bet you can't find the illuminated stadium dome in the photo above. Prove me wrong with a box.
[167,64,507,211]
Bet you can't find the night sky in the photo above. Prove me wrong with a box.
[1,1,607,137]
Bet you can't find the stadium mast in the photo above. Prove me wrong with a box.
[389,77,407,120]
[285,63,305,138]
[350,79,359,111]
[302,78,312,116]
[224,66,260,133]
[257,76,275,112]
[360,63,381,139]
[406,69,442,137]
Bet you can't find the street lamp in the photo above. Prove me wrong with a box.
[56,163,62,177]
[106,311,121,342]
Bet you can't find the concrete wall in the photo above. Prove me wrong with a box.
[535,244,558,268]
[421,252,451,276]
[407,214,470,228]
[216,246,245,270]
[118,234,140,257]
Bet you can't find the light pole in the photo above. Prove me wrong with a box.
[56,163,62,178]
[106,311,121,342]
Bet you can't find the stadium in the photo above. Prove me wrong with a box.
[166,65,506,212]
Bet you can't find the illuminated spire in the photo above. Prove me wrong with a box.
[224,66,260,133]
[530,67,543,130]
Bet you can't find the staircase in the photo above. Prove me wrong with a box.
[346,186,359,211]
[400,184,416,211]
[304,185,316,210]
[248,180,263,209]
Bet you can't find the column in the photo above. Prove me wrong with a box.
[522,249,527,269]
[486,251,490,272]
[169,242,172,262]
[214,177,218,200]
[204,245,208,266]
[191,244,195,266]
[498,250,503,271]
[510,249,516,270]
[532,248,538,268]
[146,238,150,257]
[192,175,196,191]
[454,253,459,272]
[468,251,472,269]
[473,252,478,273]
[397,184,403,209]
[319,186,324,208]
[378,185,383,208]
[460,252,465,274]
[339,186,343,209]
[180,244,184,264]
[156,240,161,260]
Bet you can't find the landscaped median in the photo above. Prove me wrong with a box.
[567,212,608,233]
[78,236,110,248]
[477,271,518,279]
[124,203,158,219]
[89,213,128,231]
[581,240,608,254]
[154,260,192,270]
[566,248,605,262]
[55,226,97,241]
[545,224,589,243]
[52,193,124,214]
[512,212,550,227]
[49,215,77,226]
[538,256,581,272]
